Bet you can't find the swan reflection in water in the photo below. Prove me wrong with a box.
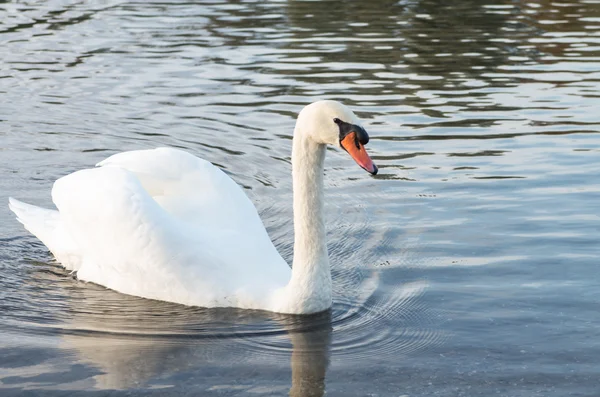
[59,290,332,396]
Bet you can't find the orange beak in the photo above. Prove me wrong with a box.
[340,132,378,175]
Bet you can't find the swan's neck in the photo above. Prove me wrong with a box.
[286,130,332,313]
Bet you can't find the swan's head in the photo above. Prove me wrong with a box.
[296,100,378,175]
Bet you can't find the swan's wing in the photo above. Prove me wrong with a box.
[54,151,290,306]
[51,166,200,301]
[97,148,289,285]
[96,147,261,231]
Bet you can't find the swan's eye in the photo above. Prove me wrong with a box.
[333,118,341,125]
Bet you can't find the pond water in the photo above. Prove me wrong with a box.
[1,0,599,395]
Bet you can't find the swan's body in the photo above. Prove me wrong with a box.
[9,100,377,314]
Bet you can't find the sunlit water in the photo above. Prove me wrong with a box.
[1,0,599,395]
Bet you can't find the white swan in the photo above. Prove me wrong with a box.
[9,100,377,314]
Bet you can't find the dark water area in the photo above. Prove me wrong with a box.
[1,0,599,395]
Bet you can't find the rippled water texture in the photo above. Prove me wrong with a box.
[1,0,599,395]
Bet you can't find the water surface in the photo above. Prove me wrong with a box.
[1,0,599,395]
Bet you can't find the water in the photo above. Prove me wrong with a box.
[1,0,599,395]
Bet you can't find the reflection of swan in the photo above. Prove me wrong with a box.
[286,313,331,397]
[9,100,377,314]
[59,295,331,395]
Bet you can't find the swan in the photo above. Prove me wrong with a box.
[8,100,377,315]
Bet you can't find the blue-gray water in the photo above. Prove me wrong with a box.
[1,0,599,396]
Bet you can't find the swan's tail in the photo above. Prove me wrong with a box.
[9,198,59,243]
[8,198,80,270]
